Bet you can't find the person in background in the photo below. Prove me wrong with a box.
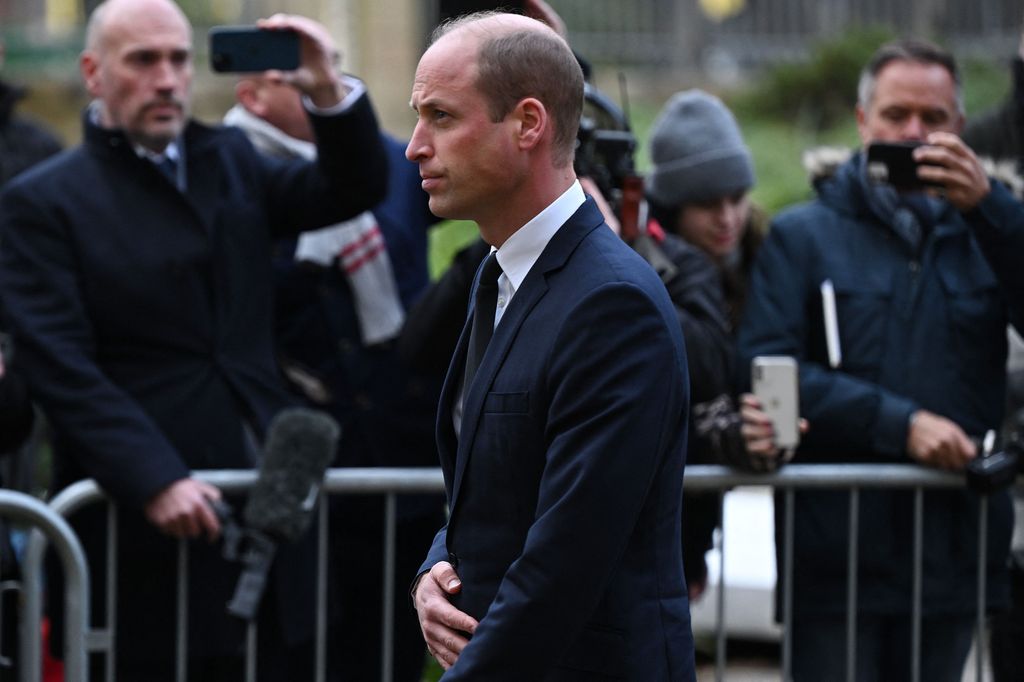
[737,39,1023,681]
[224,37,443,679]
[0,0,387,677]
[644,88,770,598]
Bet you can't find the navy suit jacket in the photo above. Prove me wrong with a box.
[422,198,696,681]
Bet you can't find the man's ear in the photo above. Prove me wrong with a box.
[855,103,869,147]
[80,51,102,98]
[235,79,263,116]
[514,97,547,152]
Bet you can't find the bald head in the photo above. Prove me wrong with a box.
[431,12,583,168]
[86,0,192,55]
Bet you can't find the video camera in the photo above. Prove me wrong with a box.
[966,427,1022,494]
[575,80,678,282]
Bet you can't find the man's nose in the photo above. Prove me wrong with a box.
[154,59,179,90]
[901,115,926,140]
[406,124,429,162]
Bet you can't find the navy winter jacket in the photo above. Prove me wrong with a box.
[737,153,1024,615]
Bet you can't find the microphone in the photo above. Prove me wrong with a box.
[223,407,340,620]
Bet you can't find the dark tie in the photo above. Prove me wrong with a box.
[155,155,179,188]
[463,252,503,391]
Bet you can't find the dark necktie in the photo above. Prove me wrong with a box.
[155,155,179,189]
[463,252,503,391]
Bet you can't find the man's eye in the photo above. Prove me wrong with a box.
[130,52,159,66]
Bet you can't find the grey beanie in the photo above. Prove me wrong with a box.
[646,89,755,208]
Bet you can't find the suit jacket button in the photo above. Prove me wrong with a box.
[447,552,459,568]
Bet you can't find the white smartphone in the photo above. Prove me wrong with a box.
[751,356,801,451]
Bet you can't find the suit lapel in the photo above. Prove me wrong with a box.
[436,312,471,491]
[449,198,606,506]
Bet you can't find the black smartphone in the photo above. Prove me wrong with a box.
[865,141,940,191]
[209,26,300,73]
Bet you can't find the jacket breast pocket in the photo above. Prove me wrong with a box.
[937,265,1005,365]
[484,391,529,414]
[832,280,891,378]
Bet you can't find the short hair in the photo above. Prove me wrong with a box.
[432,13,584,167]
[857,39,963,114]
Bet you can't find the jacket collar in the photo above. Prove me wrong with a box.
[82,105,220,159]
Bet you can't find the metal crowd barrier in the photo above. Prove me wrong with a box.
[0,490,90,681]
[17,464,1015,682]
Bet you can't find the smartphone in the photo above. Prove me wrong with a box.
[209,26,300,73]
[752,356,801,451]
[865,141,940,191]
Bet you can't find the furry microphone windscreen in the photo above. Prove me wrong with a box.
[242,407,340,543]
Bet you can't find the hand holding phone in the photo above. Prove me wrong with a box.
[751,356,801,451]
[866,141,941,192]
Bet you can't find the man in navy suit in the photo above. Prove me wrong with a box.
[407,12,695,680]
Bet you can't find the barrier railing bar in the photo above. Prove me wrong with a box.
[175,538,188,682]
[845,487,859,682]
[105,503,116,682]
[976,495,988,682]
[682,464,966,490]
[911,488,923,682]
[316,497,328,682]
[382,493,397,682]
[714,491,726,682]
[1,490,90,682]
[245,621,257,682]
[782,488,794,682]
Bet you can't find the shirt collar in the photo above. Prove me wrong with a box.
[494,180,585,292]
[135,140,181,164]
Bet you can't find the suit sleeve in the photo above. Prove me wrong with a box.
[261,90,389,237]
[0,185,190,507]
[443,281,687,679]
[735,217,918,457]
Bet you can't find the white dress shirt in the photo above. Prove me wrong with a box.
[454,180,586,436]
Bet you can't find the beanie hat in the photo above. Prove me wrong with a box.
[646,89,755,208]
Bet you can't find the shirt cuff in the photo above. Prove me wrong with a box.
[301,75,366,115]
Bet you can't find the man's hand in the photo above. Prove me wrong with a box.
[906,409,977,471]
[914,132,990,212]
[414,561,479,671]
[144,478,223,541]
[257,14,346,108]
